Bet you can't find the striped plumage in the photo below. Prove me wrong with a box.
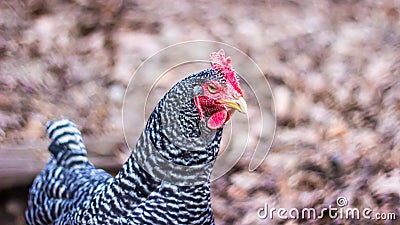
[26,50,246,225]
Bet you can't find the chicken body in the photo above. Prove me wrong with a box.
[26,50,246,225]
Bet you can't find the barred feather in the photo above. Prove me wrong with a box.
[26,68,229,225]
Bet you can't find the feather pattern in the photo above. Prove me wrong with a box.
[25,68,230,225]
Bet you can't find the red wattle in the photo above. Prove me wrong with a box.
[207,110,228,129]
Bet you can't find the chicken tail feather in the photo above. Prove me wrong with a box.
[46,119,89,168]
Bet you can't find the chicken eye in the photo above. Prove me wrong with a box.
[207,84,218,94]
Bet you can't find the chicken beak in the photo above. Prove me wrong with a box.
[218,97,248,114]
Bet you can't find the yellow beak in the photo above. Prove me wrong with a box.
[218,97,247,114]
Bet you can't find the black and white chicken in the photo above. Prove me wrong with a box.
[25,49,247,225]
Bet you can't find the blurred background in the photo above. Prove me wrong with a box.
[1,0,399,224]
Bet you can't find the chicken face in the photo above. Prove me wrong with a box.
[194,50,247,130]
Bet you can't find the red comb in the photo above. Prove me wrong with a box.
[210,49,243,95]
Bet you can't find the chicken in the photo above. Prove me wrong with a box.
[25,49,247,225]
